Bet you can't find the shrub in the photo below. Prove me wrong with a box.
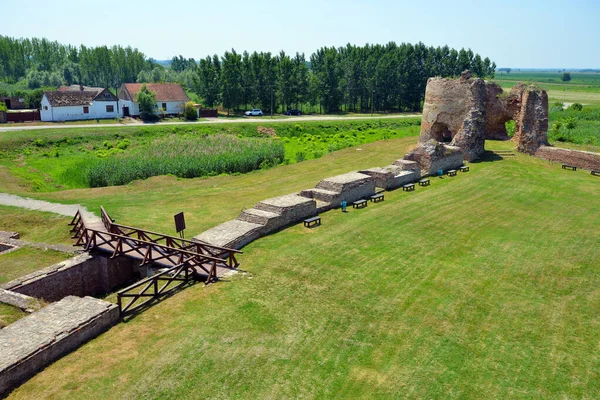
[183,101,197,121]
[568,103,583,111]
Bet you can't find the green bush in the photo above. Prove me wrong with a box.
[183,101,197,121]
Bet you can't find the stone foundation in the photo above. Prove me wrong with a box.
[195,194,317,249]
[0,253,145,302]
[194,220,264,250]
[359,167,417,190]
[0,296,119,397]
[300,172,376,209]
[534,146,600,171]
[403,141,464,176]
[254,194,317,229]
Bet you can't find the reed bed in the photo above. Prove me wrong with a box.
[83,134,284,187]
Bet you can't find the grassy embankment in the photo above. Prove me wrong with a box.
[4,137,600,399]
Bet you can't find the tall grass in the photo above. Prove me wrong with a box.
[548,104,600,146]
[79,134,284,187]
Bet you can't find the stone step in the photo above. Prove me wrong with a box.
[237,208,281,226]
[315,200,332,213]
[299,188,340,203]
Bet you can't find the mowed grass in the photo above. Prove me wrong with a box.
[0,303,26,328]
[0,205,73,245]
[0,246,73,284]
[8,146,600,399]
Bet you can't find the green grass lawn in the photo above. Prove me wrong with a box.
[0,246,73,284]
[0,303,26,328]
[7,140,600,399]
[0,205,73,245]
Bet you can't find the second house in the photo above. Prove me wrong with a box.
[118,83,190,117]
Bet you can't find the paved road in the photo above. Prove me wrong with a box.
[0,114,420,132]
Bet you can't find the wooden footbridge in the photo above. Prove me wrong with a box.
[69,207,242,315]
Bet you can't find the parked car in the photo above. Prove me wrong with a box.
[284,109,302,116]
[245,109,263,116]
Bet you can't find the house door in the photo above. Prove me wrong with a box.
[5,99,11,109]
[123,106,130,117]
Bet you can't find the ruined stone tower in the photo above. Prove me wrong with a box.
[414,70,549,165]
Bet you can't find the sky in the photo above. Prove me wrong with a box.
[2,0,599,68]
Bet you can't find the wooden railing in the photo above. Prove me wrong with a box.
[117,262,195,315]
[100,206,241,269]
[70,207,243,316]
[69,208,241,316]
[71,211,225,279]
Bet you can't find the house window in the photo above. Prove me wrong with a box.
[106,105,114,113]
[43,106,48,111]
[162,103,167,111]
[83,106,89,114]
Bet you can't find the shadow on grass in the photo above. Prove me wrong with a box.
[120,279,200,323]
[471,151,506,163]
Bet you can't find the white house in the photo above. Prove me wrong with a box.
[40,87,118,122]
[118,83,189,117]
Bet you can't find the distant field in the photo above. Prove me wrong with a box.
[494,71,600,104]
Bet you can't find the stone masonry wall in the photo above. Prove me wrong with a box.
[1,253,143,302]
[0,296,119,397]
[419,72,486,161]
[535,146,600,171]
[419,71,549,161]
[403,142,464,176]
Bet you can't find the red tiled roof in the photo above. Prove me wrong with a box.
[120,83,190,102]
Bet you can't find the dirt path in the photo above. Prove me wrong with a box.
[0,193,96,220]
[0,114,420,133]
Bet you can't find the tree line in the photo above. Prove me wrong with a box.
[194,43,495,113]
[0,36,148,89]
[0,35,495,113]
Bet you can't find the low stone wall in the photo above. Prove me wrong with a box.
[404,142,464,176]
[255,194,316,226]
[359,167,418,190]
[195,194,317,249]
[392,159,421,176]
[535,146,600,171]
[0,296,119,397]
[0,253,144,302]
[301,172,376,207]
[194,220,264,250]
[0,289,40,312]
